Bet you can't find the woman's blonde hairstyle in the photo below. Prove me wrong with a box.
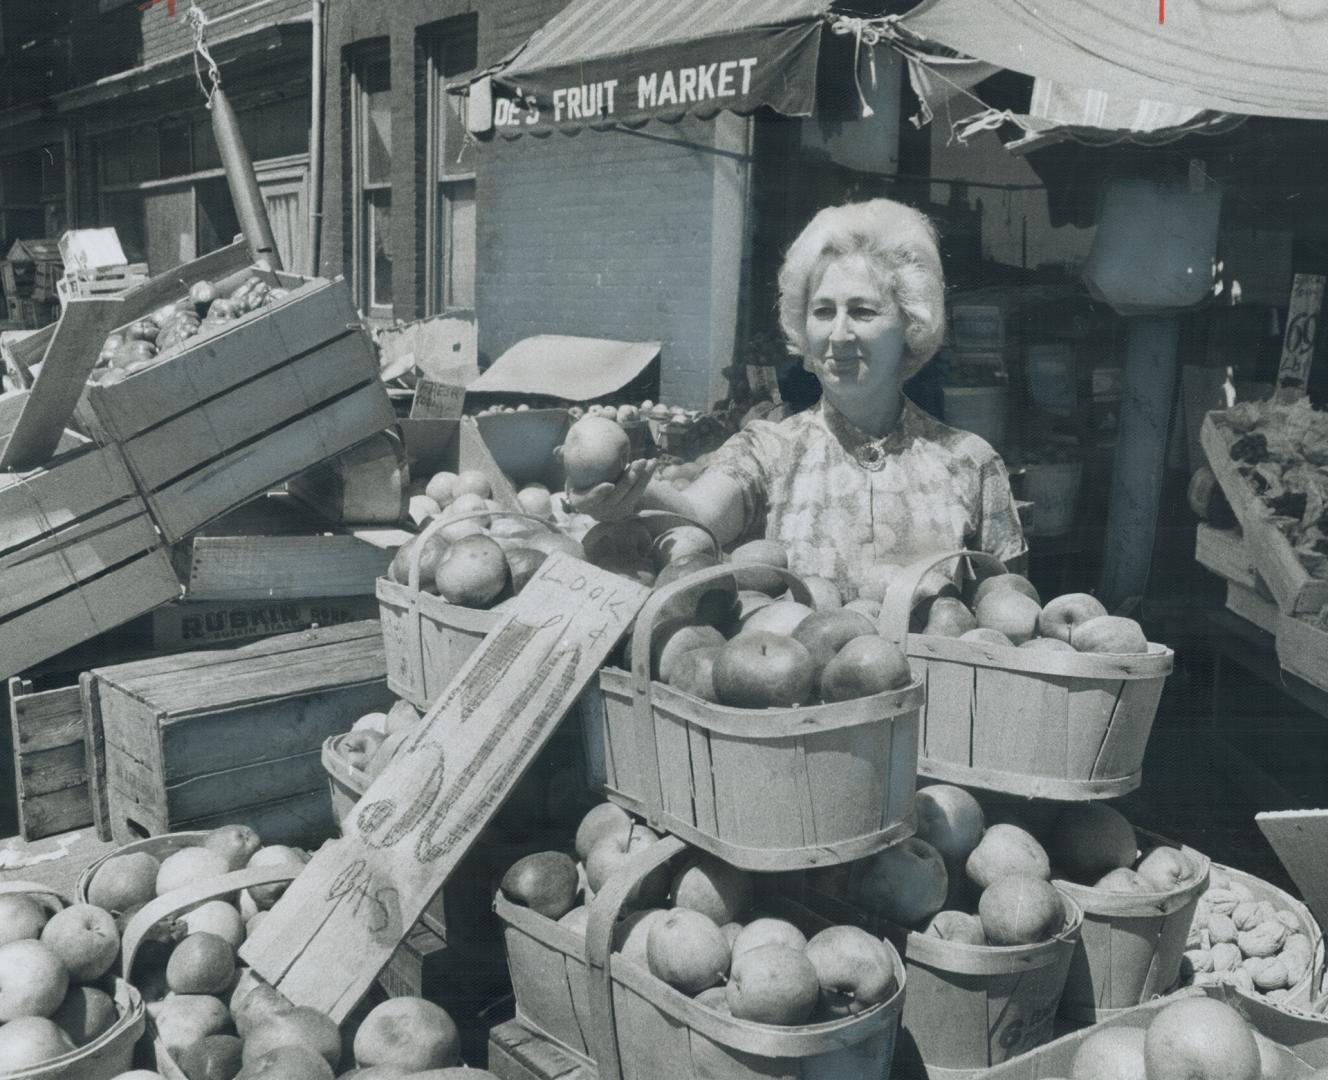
[778,198,945,379]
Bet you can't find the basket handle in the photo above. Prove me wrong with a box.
[121,865,299,979]
[584,833,688,1080]
[636,510,722,561]
[877,549,1009,648]
[629,564,813,828]
[406,509,556,592]
[0,880,64,914]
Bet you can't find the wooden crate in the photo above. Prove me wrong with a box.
[56,263,149,303]
[1201,412,1328,615]
[8,678,94,840]
[151,595,379,650]
[1195,524,1257,588]
[174,493,406,603]
[1228,579,1281,636]
[79,269,393,544]
[1277,611,1328,696]
[83,621,393,846]
[490,1020,596,1080]
[0,393,180,684]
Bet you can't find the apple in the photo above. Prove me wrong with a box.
[651,526,715,570]
[646,909,730,994]
[695,986,732,1016]
[0,939,68,1019]
[204,825,263,871]
[1039,593,1108,644]
[729,539,789,595]
[966,823,1051,890]
[726,944,820,1025]
[454,470,492,499]
[425,471,459,507]
[149,995,232,1056]
[233,982,294,1038]
[559,416,631,489]
[574,803,633,862]
[820,636,912,702]
[341,729,386,772]
[0,895,50,945]
[179,1033,244,1080]
[500,852,579,920]
[352,711,389,735]
[246,847,309,910]
[654,622,726,683]
[713,632,816,709]
[1048,803,1137,884]
[858,837,949,928]
[921,597,978,637]
[731,918,807,962]
[50,984,118,1045]
[666,646,722,702]
[979,875,1065,945]
[88,851,160,913]
[792,610,877,671]
[506,545,549,592]
[670,854,754,926]
[157,847,231,897]
[1136,846,1195,892]
[167,932,237,995]
[924,910,987,945]
[802,575,843,610]
[844,598,882,620]
[0,1017,75,1069]
[740,600,816,638]
[1073,615,1149,655]
[243,1005,342,1069]
[855,564,903,603]
[971,573,1040,609]
[40,904,119,982]
[235,1044,334,1080]
[915,785,985,866]
[1143,998,1259,1080]
[1071,1027,1149,1080]
[585,824,667,904]
[557,907,590,934]
[517,484,554,520]
[353,998,460,1071]
[1095,867,1155,894]
[435,534,510,607]
[384,699,422,735]
[1019,637,1075,653]
[612,908,667,965]
[974,590,1042,646]
[960,627,1015,647]
[803,925,898,1017]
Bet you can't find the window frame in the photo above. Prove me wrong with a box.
[350,42,394,320]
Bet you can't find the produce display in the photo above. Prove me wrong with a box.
[91,275,291,384]
[500,801,901,1027]
[1213,398,1328,577]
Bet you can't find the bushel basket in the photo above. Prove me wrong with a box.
[498,833,907,1080]
[882,551,1173,799]
[592,563,923,871]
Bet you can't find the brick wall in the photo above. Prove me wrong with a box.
[138,0,311,68]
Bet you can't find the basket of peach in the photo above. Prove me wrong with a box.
[880,550,1175,800]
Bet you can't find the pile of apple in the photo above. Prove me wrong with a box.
[499,801,899,1027]
[1065,996,1294,1080]
[91,275,287,384]
[1181,868,1315,1002]
[909,571,1152,656]
[392,468,584,610]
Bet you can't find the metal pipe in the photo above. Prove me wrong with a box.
[307,0,325,276]
[210,85,283,270]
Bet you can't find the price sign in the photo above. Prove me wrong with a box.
[409,378,467,419]
[1276,274,1325,400]
[240,554,649,1020]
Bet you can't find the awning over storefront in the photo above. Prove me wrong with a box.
[892,0,1328,122]
[479,0,831,136]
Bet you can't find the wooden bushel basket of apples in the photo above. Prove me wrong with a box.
[594,564,924,872]
[881,550,1174,801]
[496,831,907,1080]
[0,881,144,1080]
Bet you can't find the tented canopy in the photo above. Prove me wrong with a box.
[480,0,831,136]
[894,0,1328,122]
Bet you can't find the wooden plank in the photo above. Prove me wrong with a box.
[179,535,395,602]
[0,297,124,470]
[19,743,87,797]
[151,596,380,650]
[79,673,112,841]
[1195,524,1255,589]
[919,660,975,766]
[11,683,83,754]
[9,680,93,840]
[0,442,137,559]
[241,554,650,1021]
[19,785,92,840]
[1256,811,1328,961]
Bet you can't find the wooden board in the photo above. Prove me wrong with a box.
[241,555,649,1021]
[8,679,93,840]
[1276,611,1328,694]
[178,534,398,602]
[0,297,123,470]
[1257,810,1328,943]
[151,596,380,650]
[0,828,118,900]
[1226,580,1280,637]
[1201,412,1328,615]
[1195,524,1256,589]
[489,1019,597,1080]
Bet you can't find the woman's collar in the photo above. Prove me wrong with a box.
[818,396,921,457]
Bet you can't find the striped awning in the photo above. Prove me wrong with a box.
[481,0,832,135]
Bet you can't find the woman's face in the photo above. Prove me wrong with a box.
[804,254,907,408]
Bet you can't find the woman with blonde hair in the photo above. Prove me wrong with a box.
[571,197,1026,597]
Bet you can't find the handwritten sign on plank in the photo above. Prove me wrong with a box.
[239,553,648,1020]
[1255,810,1328,940]
[409,378,467,420]
[1276,273,1325,400]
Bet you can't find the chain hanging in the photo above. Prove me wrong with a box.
[186,3,223,109]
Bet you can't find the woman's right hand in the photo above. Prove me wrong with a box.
[565,458,658,521]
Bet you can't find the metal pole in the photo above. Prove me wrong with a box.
[307,0,325,276]
[211,86,283,270]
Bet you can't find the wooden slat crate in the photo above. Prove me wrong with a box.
[1277,611,1328,695]
[8,678,94,840]
[1201,412,1328,615]
[0,393,180,683]
[1227,579,1280,636]
[81,271,393,543]
[82,621,393,846]
[151,595,379,650]
[1195,524,1257,589]
[56,263,149,303]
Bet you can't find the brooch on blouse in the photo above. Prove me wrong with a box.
[853,441,891,471]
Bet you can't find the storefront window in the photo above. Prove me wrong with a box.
[352,42,394,318]
[424,18,477,313]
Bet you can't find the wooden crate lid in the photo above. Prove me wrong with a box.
[89,620,386,713]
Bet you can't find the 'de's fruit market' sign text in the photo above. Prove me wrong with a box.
[489,22,822,134]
